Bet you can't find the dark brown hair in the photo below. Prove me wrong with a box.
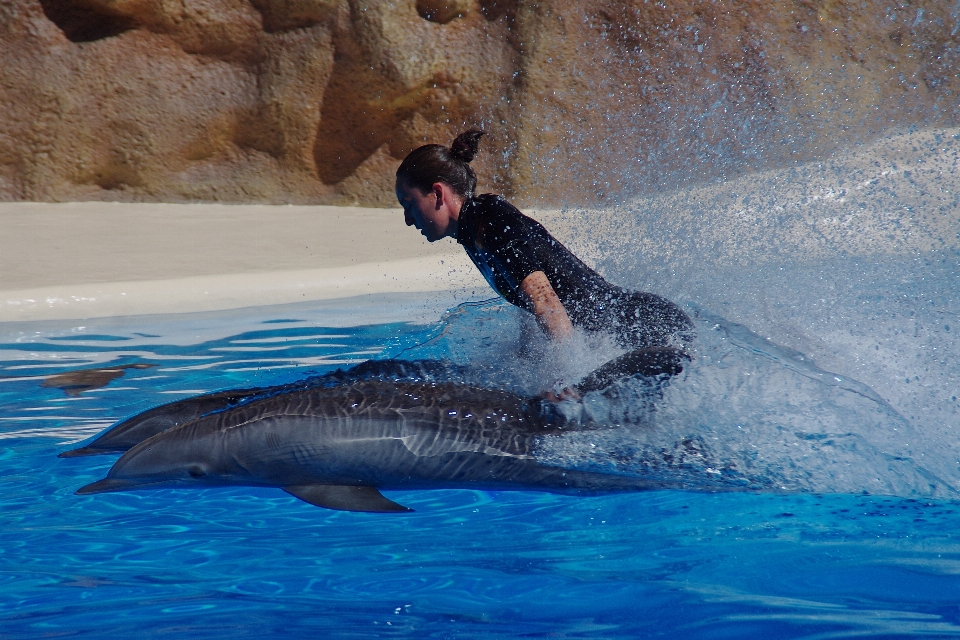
[396,130,484,198]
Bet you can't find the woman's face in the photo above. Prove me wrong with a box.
[395,180,456,242]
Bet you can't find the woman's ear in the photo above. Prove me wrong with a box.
[431,182,445,208]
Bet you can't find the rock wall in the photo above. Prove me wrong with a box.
[1,0,957,206]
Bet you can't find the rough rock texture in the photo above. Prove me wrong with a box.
[1,0,957,206]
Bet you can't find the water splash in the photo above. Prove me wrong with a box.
[404,128,960,498]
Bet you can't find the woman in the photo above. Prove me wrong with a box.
[395,130,693,367]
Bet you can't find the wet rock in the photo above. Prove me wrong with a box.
[0,0,957,206]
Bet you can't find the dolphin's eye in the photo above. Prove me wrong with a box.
[188,466,206,479]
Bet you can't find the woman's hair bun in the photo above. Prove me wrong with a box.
[450,130,484,163]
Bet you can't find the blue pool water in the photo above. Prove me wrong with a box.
[2,248,960,639]
[5,123,960,633]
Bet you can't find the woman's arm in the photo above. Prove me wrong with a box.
[519,271,574,341]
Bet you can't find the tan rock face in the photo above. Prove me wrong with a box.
[1,0,957,206]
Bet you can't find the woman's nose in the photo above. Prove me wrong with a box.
[404,211,414,226]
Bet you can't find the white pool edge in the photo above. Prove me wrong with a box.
[1,254,489,322]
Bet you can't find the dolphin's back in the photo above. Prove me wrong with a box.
[181,381,550,462]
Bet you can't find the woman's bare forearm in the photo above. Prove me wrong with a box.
[519,271,574,341]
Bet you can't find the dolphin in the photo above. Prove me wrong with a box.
[76,380,665,512]
[59,359,471,458]
[59,349,687,458]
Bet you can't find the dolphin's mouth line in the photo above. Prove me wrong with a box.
[75,477,235,495]
[76,477,171,495]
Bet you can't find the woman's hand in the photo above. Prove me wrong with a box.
[539,386,581,402]
[519,271,574,342]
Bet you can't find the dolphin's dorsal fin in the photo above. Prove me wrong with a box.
[283,484,412,513]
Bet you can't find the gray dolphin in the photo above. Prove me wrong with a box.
[76,380,661,512]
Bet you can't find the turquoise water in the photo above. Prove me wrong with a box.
[2,259,960,638]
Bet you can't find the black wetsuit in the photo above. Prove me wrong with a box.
[456,194,694,349]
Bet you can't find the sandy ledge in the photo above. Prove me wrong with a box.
[1,202,487,322]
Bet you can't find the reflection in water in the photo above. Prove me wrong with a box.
[40,364,157,396]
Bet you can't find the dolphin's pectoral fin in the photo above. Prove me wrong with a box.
[283,484,413,513]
